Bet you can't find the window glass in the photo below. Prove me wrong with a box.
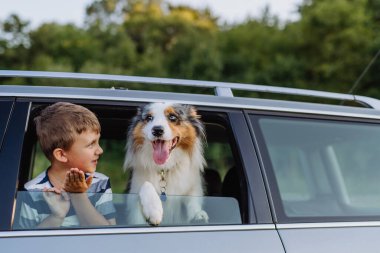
[12,191,241,230]
[256,116,380,220]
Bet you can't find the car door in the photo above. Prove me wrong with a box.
[1,101,285,253]
[248,111,380,253]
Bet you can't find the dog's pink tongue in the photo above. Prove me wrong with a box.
[152,140,170,165]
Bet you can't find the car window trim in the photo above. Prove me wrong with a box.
[248,110,380,224]
[1,224,276,238]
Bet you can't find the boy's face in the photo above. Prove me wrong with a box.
[64,130,103,174]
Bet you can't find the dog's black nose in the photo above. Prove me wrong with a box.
[152,126,164,137]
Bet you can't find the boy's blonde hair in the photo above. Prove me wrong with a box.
[34,102,101,160]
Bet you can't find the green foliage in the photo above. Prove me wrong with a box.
[166,29,222,80]
[219,19,295,85]
[29,23,97,72]
[96,140,128,193]
[295,0,374,92]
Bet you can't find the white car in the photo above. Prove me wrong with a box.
[1,70,380,252]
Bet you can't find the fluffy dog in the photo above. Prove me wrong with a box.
[124,102,208,225]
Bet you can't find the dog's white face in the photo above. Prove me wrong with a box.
[142,102,180,165]
[125,102,204,167]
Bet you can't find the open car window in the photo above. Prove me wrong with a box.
[15,102,247,229]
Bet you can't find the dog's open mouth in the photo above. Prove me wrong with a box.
[152,137,179,165]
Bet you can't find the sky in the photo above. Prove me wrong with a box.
[0,0,303,28]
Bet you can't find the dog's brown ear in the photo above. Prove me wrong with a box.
[127,106,144,138]
[189,106,201,119]
[133,105,146,122]
[186,105,205,140]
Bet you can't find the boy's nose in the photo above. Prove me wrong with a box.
[96,145,103,155]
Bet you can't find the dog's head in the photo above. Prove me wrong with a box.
[126,102,205,166]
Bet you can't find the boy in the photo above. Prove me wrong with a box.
[18,102,116,228]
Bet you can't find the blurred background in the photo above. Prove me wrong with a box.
[1,0,380,98]
[4,0,380,193]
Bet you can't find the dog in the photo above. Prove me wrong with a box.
[123,102,208,225]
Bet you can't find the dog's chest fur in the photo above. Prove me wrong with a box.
[129,147,203,196]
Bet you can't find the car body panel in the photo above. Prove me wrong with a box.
[278,223,380,253]
[0,226,284,253]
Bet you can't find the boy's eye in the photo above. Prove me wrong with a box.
[168,114,178,122]
[88,140,98,148]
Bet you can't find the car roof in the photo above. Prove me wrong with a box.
[1,70,380,120]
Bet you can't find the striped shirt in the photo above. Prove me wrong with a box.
[15,169,116,229]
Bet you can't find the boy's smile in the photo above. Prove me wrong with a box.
[64,130,103,173]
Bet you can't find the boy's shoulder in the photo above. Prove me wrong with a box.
[24,170,49,190]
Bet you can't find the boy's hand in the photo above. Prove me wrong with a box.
[42,187,70,218]
[63,168,93,193]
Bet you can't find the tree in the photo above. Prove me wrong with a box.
[351,0,380,98]
[166,29,222,81]
[219,16,301,87]
[29,23,97,72]
[0,14,30,70]
[293,0,374,92]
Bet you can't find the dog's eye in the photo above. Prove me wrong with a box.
[168,114,178,122]
[145,115,153,121]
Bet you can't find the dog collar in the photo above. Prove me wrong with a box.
[159,169,167,201]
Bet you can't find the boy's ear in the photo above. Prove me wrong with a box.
[52,148,68,163]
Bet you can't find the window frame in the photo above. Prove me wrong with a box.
[12,98,258,230]
[0,100,30,230]
[0,99,14,152]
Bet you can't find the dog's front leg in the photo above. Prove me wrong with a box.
[185,196,209,223]
[139,181,163,226]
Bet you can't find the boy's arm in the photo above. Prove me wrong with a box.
[38,188,70,228]
[69,194,116,226]
[38,214,66,228]
[64,168,116,226]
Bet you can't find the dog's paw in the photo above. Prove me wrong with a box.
[143,206,163,226]
[192,210,209,224]
[139,181,163,226]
